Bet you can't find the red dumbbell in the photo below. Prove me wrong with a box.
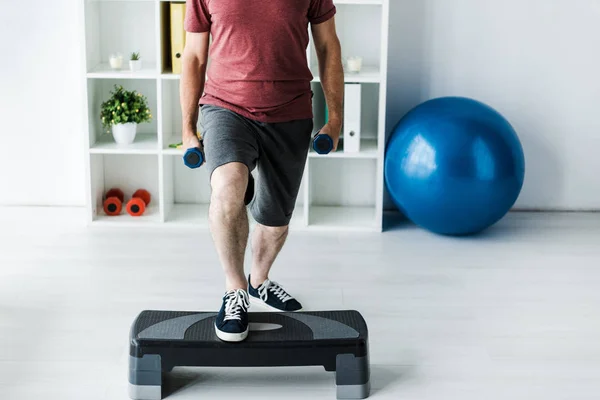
[126,189,151,217]
[103,188,124,216]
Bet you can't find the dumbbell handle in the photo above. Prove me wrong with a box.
[183,146,205,169]
[313,131,334,155]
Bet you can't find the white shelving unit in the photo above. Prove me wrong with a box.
[80,0,389,231]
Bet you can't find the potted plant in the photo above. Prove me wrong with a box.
[129,52,142,72]
[100,85,152,145]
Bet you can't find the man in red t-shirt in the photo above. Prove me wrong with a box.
[181,0,343,342]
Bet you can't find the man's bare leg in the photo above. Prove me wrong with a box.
[249,224,289,288]
[248,223,302,311]
[209,162,249,291]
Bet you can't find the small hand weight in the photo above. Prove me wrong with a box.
[103,188,125,216]
[126,189,152,217]
[313,131,334,155]
[183,147,205,169]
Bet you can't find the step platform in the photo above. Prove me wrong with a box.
[129,310,369,400]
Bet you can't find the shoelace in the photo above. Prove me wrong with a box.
[258,279,293,303]
[223,289,250,321]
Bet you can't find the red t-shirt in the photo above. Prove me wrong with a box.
[184,0,336,123]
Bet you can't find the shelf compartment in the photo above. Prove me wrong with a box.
[160,1,188,75]
[90,154,160,223]
[310,82,380,158]
[161,79,188,150]
[84,1,157,75]
[310,3,383,77]
[86,79,159,152]
[161,79,204,153]
[308,157,378,230]
[162,154,211,224]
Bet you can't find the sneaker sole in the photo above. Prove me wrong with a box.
[249,296,303,313]
[214,324,249,342]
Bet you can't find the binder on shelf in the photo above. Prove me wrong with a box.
[170,3,186,74]
[343,83,362,153]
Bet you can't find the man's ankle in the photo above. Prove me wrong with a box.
[225,277,248,292]
[249,274,267,289]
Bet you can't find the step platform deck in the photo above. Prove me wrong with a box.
[129,310,370,400]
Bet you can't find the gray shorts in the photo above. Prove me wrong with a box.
[200,105,313,227]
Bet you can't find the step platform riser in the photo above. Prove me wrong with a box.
[128,383,161,400]
[128,310,370,399]
[338,383,371,400]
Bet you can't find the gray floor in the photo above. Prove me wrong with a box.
[1,208,600,400]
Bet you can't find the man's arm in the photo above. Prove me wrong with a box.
[311,17,344,150]
[180,31,210,145]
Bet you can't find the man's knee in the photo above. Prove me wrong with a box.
[259,224,289,238]
[211,162,249,209]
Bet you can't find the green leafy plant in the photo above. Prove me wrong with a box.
[130,52,140,61]
[100,85,152,131]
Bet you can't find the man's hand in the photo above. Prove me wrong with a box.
[319,120,342,151]
[182,130,203,161]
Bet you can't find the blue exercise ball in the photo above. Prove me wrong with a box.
[385,97,525,236]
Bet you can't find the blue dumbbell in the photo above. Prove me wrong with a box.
[313,131,334,155]
[183,147,205,169]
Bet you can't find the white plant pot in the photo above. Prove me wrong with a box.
[112,123,137,145]
[129,59,142,72]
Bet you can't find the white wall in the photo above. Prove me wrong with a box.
[2,0,599,210]
[386,0,600,210]
[0,0,86,206]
